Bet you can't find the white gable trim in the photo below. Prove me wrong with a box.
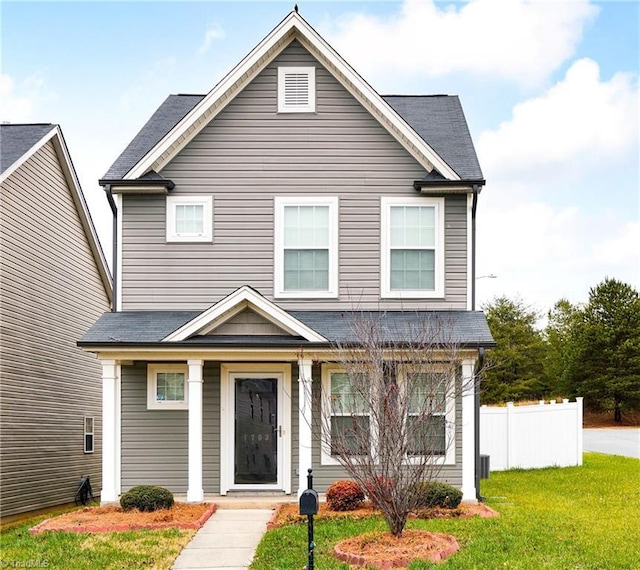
[1,125,113,302]
[125,11,459,181]
[162,285,327,343]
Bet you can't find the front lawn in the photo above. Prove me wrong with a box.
[0,510,195,570]
[251,453,640,569]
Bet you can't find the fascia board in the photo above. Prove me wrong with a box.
[163,285,327,343]
[125,11,459,182]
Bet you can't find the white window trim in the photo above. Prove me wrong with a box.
[274,196,339,299]
[147,363,189,410]
[166,195,213,242]
[277,66,316,113]
[320,363,456,466]
[380,196,445,299]
[84,416,94,454]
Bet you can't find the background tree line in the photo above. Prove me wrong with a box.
[481,277,640,421]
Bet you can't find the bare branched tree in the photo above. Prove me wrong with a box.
[316,312,479,537]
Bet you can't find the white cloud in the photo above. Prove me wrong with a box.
[476,200,640,312]
[325,0,597,88]
[197,24,225,56]
[0,73,47,122]
[477,58,639,179]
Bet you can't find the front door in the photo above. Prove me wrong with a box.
[220,364,291,494]
[234,377,278,484]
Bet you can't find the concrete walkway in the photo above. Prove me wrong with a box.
[172,508,273,570]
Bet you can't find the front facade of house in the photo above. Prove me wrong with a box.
[0,124,112,518]
[80,11,493,504]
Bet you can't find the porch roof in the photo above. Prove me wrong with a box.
[78,309,495,349]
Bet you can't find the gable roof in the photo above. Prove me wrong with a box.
[0,123,113,302]
[102,92,483,183]
[79,308,495,348]
[102,10,483,184]
[163,285,327,343]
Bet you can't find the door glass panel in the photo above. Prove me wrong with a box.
[234,378,278,485]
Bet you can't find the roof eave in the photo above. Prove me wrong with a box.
[413,178,486,193]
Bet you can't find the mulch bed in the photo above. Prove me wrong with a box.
[268,500,498,529]
[29,502,216,534]
[335,530,460,568]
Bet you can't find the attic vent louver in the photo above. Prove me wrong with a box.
[278,67,315,113]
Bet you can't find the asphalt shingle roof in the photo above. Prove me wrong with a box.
[102,95,205,179]
[103,92,483,182]
[79,310,494,348]
[383,95,483,180]
[0,124,56,175]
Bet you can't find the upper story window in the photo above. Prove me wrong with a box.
[274,196,338,298]
[381,196,444,298]
[278,67,316,113]
[166,195,213,242]
[147,364,188,410]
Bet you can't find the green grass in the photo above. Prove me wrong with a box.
[0,510,195,570]
[251,453,640,569]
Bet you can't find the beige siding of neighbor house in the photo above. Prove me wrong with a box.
[121,41,468,312]
[0,141,110,518]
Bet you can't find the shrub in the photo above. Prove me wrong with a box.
[119,485,174,512]
[411,481,462,509]
[326,480,365,511]
[363,476,393,510]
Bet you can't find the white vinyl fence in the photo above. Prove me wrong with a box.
[480,398,583,471]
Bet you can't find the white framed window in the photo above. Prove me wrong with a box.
[147,364,188,410]
[84,416,94,454]
[166,195,213,242]
[278,67,316,113]
[403,369,453,462]
[321,363,456,466]
[274,196,338,298]
[380,196,445,298]
[321,365,371,465]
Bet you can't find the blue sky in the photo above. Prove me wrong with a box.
[2,0,638,316]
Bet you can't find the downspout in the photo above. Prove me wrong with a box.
[471,183,483,501]
[103,184,117,312]
[475,347,485,501]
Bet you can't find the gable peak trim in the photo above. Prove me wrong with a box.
[162,285,327,343]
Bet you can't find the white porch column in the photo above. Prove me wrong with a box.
[187,359,204,503]
[297,357,313,497]
[461,358,477,503]
[101,359,118,503]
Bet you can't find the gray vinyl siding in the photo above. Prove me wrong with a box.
[121,41,468,311]
[0,141,110,518]
[121,362,220,494]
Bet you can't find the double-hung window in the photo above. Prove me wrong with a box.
[166,196,213,242]
[274,197,338,298]
[84,416,94,454]
[322,365,370,464]
[147,364,188,410]
[406,372,448,456]
[381,197,444,298]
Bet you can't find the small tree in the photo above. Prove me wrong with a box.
[317,313,475,537]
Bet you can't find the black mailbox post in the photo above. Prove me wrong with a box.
[299,469,318,570]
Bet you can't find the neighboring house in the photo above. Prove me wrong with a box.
[0,124,112,519]
[79,11,493,504]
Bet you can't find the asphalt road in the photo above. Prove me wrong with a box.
[583,428,640,458]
